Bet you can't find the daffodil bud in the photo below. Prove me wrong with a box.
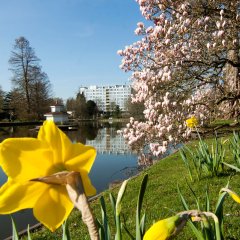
[221,188,240,204]
[143,214,188,240]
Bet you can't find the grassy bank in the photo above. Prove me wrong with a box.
[24,134,240,240]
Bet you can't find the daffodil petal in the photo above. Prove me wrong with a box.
[38,121,72,164]
[0,138,53,182]
[0,179,45,214]
[34,185,73,232]
[80,170,96,196]
[65,143,96,173]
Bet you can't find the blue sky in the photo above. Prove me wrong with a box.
[0,0,144,100]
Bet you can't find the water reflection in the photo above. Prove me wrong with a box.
[68,122,139,192]
[0,121,138,239]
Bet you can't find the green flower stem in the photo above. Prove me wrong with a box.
[203,212,221,240]
[115,214,121,240]
[65,172,99,240]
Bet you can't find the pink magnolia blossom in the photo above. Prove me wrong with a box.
[118,0,240,157]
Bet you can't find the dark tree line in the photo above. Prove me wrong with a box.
[66,93,99,119]
[66,92,127,119]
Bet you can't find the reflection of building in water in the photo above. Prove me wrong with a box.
[86,128,132,154]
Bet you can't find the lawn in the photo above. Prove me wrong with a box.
[23,132,240,240]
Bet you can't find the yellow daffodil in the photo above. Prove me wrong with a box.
[143,215,187,240]
[186,116,198,128]
[0,121,96,231]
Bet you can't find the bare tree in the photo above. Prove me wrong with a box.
[9,37,40,114]
[29,66,52,119]
[0,86,4,110]
[9,37,52,119]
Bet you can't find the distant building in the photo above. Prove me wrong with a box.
[79,85,131,112]
[44,104,69,123]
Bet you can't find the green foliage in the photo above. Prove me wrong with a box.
[177,180,236,240]
[180,133,226,181]
[209,119,235,127]
[229,132,240,167]
[112,105,121,118]
[96,175,148,240]
[222,132,240,173]
[86,100,98,119]
[66,92,88,119]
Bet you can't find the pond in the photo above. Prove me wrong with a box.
[0,121,141,239]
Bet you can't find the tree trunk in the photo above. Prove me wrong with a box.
[224,49,240,119]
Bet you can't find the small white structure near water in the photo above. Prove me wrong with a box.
[44,104,69,123]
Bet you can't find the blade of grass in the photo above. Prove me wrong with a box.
[222,162,240,172]
[100,196,111,240]
[11,216,19,240]
[27,225,32,240]
[62,221,71,240]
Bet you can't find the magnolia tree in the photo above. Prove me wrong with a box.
[118,0,240,156]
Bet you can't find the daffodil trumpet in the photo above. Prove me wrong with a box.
[32,171,99,240]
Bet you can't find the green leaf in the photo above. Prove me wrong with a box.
[122,223,135,240]
[140,213,146,235]
[180,148,193,181]
[96,218,105,240]
[109,193,116,224]
[100,196,111,240]
[215,181,229,239]
[222,162,240,172]
[177,185,204,240]
[177,184,189,211]
[185,180,200,210]
[27,225,32,240]
[136,174,148,240]
[116,180,128,216]
[200,215,213,240]
[115,180,128,240]
[62,221,71,240]
[11,216,19,240]
[186,221,205,240]
[205,186,210,212]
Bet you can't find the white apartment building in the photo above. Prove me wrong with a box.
[79,85,131,112]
